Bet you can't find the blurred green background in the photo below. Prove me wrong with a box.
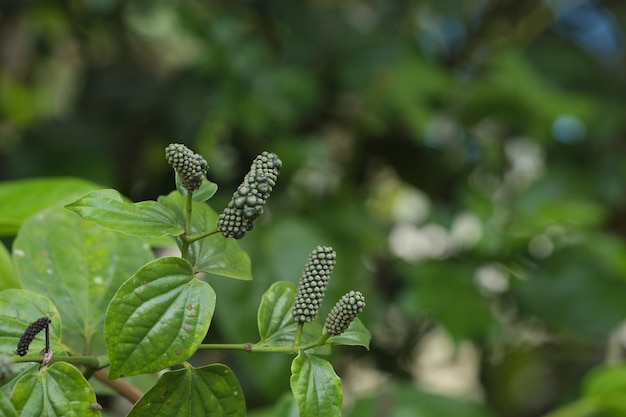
[1,0,626,416]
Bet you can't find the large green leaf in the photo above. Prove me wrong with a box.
[159,191,252,280]
[0,241,19,291]
[65,189,183,238]
[0,177,102,236]
[290,353,342,417]
[13,206,154,355]
[328,318,370,350]
[105,256,215,378]
[128,364,245,417]
[10,362,101,416]
[256,281,329,355]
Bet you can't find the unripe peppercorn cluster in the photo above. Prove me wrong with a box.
[324,291,365,336]
[165,143,208,192]
[292,246,336,323]
[217,151,282,239]
[16,317,50,356]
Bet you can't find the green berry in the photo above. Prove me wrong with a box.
[165,143,208,191]
[323,291,365,336]
[292,246,336,323]
[217,151,282,239]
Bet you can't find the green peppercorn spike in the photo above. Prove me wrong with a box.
[323,291,366,336]
[292,246,336,323]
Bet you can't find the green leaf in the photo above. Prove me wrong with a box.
[175,172,218,202]
[290,353,342,417]
[65,189,183,238]
[581,365,626,414]
[329,318,371,350]
[13,206,154,355]
[0,389,17,417]
[256,281,330,355]
[105,257,216,378]
[159,192,252,280]
[0,241,19,291]
[10,362,101,416]
[0,177,102,236]
[128,364,245,417]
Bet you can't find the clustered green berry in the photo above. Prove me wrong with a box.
[324,291,365,336]
[0,355,14,382]
[217,151,282,239]
[165,143,208,191]
[292,246,336,323]
[16,317,50,356]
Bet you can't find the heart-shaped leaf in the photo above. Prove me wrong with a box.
[10,362,100,416]
[290,353,342,417]
[159,192,252,280]
[256,281,330,355]
[0,177,101,236]
[128,364,245,417]
[13,206,154,355]
[329,318,370,350]
[66,189,183,238]
[105,256,216,378]
[175,173,219,202]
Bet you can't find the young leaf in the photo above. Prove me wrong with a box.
[256,281,330,355]
[328,318,371,350]
[128,364,245,417]
[66,189,183,238]
[105,256,216,378]
[175,172,219,202]
[10,362,101,416]
[13,206,154,355]
[0,177,101,236]
[290,353,342,417]
[159,191,252,280]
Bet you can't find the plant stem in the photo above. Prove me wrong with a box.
[199,334,332,354]
[13,354,109,369]
[94,369,144,404]
[294,323,304,348]
[186,228,220,243]
[181,191,194,259]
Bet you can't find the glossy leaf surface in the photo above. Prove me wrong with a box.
[128,364,245,417]
[105,256,215,378]
[11,362,100,416]
[290,353,342,417]
[65,189,183,238]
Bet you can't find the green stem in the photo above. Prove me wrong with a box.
[186,228,220,243]
[294,323,304,348]
[181,192,194,259]
[13,354,109,369]
[199,333,332,354]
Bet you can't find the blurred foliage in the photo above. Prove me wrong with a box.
[1,0,626,416]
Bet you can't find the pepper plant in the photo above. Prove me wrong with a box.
[0,144,370,417]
